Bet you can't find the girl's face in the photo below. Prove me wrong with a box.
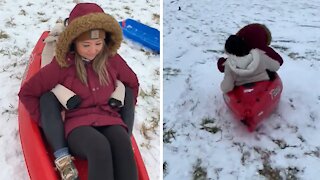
[75,38,104,60]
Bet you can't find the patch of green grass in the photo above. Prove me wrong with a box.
[139,86,159,99]
[144,51,151,55]
[253,147,274,163]
[164,67,181,79]
[259,164,301,180]
[203,49,223,53]
[0,47,27,57]
[12,47,26,57]
[163,161,168,176]
[304,147,320,158]
[258,163,281,180]
[163,126,176,144]
[288,52,300,60]
[150,85,158,97]
[154,69,160,76]
[0,30,9,39]
[0,49,9,56]
[140,141,151,149]
[285,154,297,159]
[141,122,154,140]
[39,18,50,23]
[272,139,298,149]
[193,159,207,180]
[151,111,160,130]
[241,151,251,166]
[272,44,289,52]
[5,17,16,27]
[139,88,148,98]
[141,111,159,141]
[37,11,45,16]
[142,116,159,134]
[201,117,215,124]
[309,112,316,121]
[200,117,221,134]
[19,9,27,16]
[284,167,300,180]
[123,6,130,10]
[254,147,300,179]
[152,13,160,24]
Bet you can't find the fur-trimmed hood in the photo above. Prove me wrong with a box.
[55,3,122,67]
[226,49,262,76]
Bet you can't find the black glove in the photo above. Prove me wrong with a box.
[66,95,82,110]
[108,98,122,108]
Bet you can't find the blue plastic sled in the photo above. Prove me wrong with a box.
[119,19,160,53]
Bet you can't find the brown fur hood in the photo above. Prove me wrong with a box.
[55,3,122,67]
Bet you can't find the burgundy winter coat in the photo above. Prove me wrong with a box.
[18,53,139,136]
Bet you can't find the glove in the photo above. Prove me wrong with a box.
[108,98,122,108]
[66,95,82,110]
[217,57,227,73]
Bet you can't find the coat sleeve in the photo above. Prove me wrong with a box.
[261,46,283,66]
[18,59,62,124]
[110,54,140,104]
[220,64,235,93]
[260,51,281,72]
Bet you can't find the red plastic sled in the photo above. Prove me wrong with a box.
[223,73,283,131]
[18,31,149,180]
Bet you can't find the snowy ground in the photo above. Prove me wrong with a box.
[0,0,159,179]
[164,0,320,179]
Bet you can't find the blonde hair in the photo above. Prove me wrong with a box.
[75,43,110,86]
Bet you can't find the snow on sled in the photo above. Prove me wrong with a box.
[18,31,149,180]
[223,73,283,131]
[119,18,160,53]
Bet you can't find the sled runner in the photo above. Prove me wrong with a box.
[119,18,160,53]
[18,31,149,180]
[223,73,283,131]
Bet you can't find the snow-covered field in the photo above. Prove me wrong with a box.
[0,0,159,179]
[164,0,320,179]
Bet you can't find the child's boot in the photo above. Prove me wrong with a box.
[54,155,79,180]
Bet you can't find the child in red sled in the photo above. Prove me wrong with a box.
[220,35,280,93]
[217,23,283,73]
[19,3,138,180]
